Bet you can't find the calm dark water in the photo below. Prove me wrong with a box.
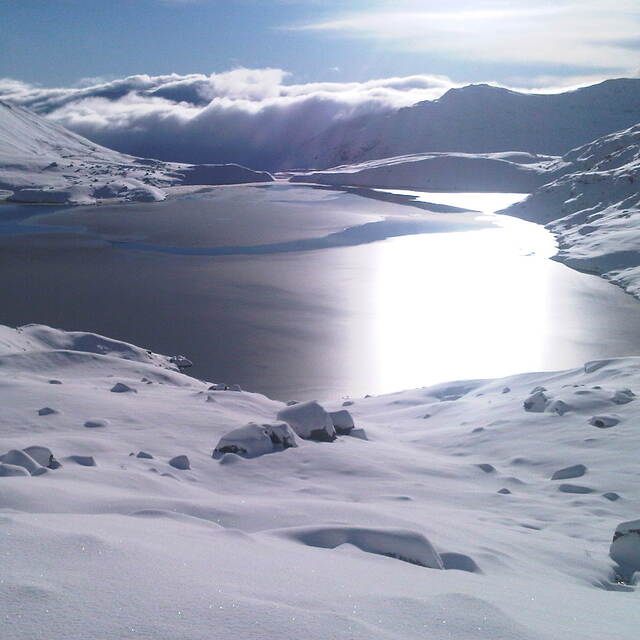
[1,184,639,401]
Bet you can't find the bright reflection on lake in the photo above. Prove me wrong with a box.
[370,191,639,393]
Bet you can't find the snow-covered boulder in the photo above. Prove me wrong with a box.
[23,445,61,469]
[67,455,96,467]
[329,409,355,435]
[169,355,193,369]
[111,382,136,393]
[523,390,550,412]
[213,422,297,459]
[589,415,620,428]
[169,455,190,470]
[610,519,640,575]
[0,449,48,476]
[551,464,587,480]
[276,401,336,442]
[0,463,30,477]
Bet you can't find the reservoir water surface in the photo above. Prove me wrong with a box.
[1,183,639,400]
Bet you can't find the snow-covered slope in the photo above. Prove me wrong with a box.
[294,79,640,170]
[1,322,639,639]
[503,124,640,297]
[0,100,273,204]
[288,151,559,192]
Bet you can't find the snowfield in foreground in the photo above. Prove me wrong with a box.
[1,323,639,639]
[0,100,273,205]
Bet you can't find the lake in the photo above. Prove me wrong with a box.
[1,183,639,401]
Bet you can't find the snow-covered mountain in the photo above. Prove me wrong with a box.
[0,100,273,204]
[503,124,640,297]
[291,79,640,170]
[1,321,639,639]
[288,151,559,192]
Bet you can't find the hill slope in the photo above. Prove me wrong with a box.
[0,100,273,204]
[503,124,640,297]
[288,151,559,192]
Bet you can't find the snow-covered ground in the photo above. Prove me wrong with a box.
[503,124,640,298]
[2,323,639,639]
[0,100,273,205]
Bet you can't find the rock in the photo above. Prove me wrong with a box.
[213,422,297,459]
[266,422,298,448]
[136,451,153,459]
[48,379,62,384]
[286,400,299,406]
[23,446,61,469]
[37,407,57,416]
[612,389,635,405]
[477,463,495,473]
[229,384,242,392]
[84,419,110,428]
[471,427,484,433]
[603,492,621,501]
[349,428,368,440]
[169,455,190,470]
[342,400,354,407]
[169,355,192,368]
[589,415,620,428]
[110,382,136,393]
[68,455,96,467]
[329,409,355,435]
[0,463,30,477]
[551,464,587,480]
[497,488,511,494]
[501,387,511,394]
[548,399,570,416]
[523,390,549,412]
[610,519,640,574]
[558,484,594,494]
[0,449,47,476]
[276,401,336,442]
[208,383,228,391]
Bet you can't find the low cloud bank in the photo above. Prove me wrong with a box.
[0,69,458,169]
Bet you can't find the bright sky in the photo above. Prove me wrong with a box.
[1,0,638,89]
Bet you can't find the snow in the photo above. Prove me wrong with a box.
[298,79,640,169]
[276,400,337,441]
[289,151,557,193]
[0,100,273,205]
[1,322,640,639]
[503,123,640,298]
[213,422,298,458]
[328,408,355,435]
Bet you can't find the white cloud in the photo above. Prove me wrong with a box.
[291,0,640,72]
[0,69,458,168]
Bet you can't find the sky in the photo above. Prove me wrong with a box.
[1,0,638,90]
[1,0,638,168]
